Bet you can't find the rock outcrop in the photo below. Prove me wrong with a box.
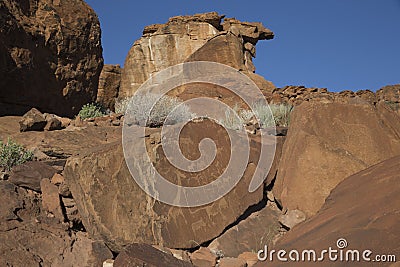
[97,64,122,111]
[0,180,113,266]
[114,243,194,267]
[268,84,400,112]
[208,206,281,258]
[64,119,279,251]
[273,101,400,217]
[256,155,400,266]
[119,12,275,101]
[0,0,103,117]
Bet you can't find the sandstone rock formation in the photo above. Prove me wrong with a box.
[0,116,122,159]
[0,180,113,266]
[119,12,275,102]
[273,101,400,217]
[256,155,400,266]
[19,108,47,132]
[267,84,400,111]
[114,243,194,267]
[0,0,103,117]
[64,119,279,251]
[377,84,400,115]
[97,64,122,111]
[208,206,281,258]
[9,161,58,191]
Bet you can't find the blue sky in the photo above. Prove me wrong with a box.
[85,0,400,92]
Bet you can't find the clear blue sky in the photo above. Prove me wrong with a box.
[85,0,400,92]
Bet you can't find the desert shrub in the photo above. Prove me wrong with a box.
[115,97,130,114]
[125,93,195,127]
[0,138,33,171]
[221,102,293,130]
[269,104,293,127]
[78,103,106,119]
[220,104,245,130]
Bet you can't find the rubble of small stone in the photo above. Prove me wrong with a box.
[1,2,400,266]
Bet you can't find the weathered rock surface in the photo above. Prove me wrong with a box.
[273,101,400,217]
[40,178,64,221]
[64,120,278,251]
[278,209,306,229]
[255,155,400,266]
[190,247,217,267]
[208,206,281,258]
[114,243,194,267]
[9,161,58,191]
[268,84,400,112]
[0,116,121,158]
[0,0,103,117]
[19,108,47,132]
[377,84,400,115]
[120,12,275,101]
[219,257,247,267]
[97,64,122,111]
[0,180,112,267]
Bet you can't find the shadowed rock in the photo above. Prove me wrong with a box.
[0,0,103,117]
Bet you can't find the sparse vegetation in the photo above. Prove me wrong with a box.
[0,138,33,171]
[115,97,130,114]
[124,93,195,127]
[78,103,106,119]
[220,102,293,130]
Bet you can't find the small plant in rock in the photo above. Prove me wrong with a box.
[0,138,33,171]
[114,97,130,114]
[220,104,245,130]
[220,102,293,130]
[78,103,106,119]
[125,93,195,127]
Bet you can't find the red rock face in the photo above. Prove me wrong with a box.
[96,64,122,111]
[273,101,400,217]
[255,155,400,267]
[0,0,103,117]
[63,119,280,251]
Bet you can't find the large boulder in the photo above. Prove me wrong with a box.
[0,0,103,117]
[273,101,400,217]
[119,12,275,100]
[64,120,279,251]
[208,206,281,258]
[255,155,400,266]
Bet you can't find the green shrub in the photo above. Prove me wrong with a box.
[78,103,106,119]
[221,102,293,130]
[125,93,195,127]
[0,138,33,171]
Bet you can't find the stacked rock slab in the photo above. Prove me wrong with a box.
[119,12,275,101]
[0,0,103,117]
